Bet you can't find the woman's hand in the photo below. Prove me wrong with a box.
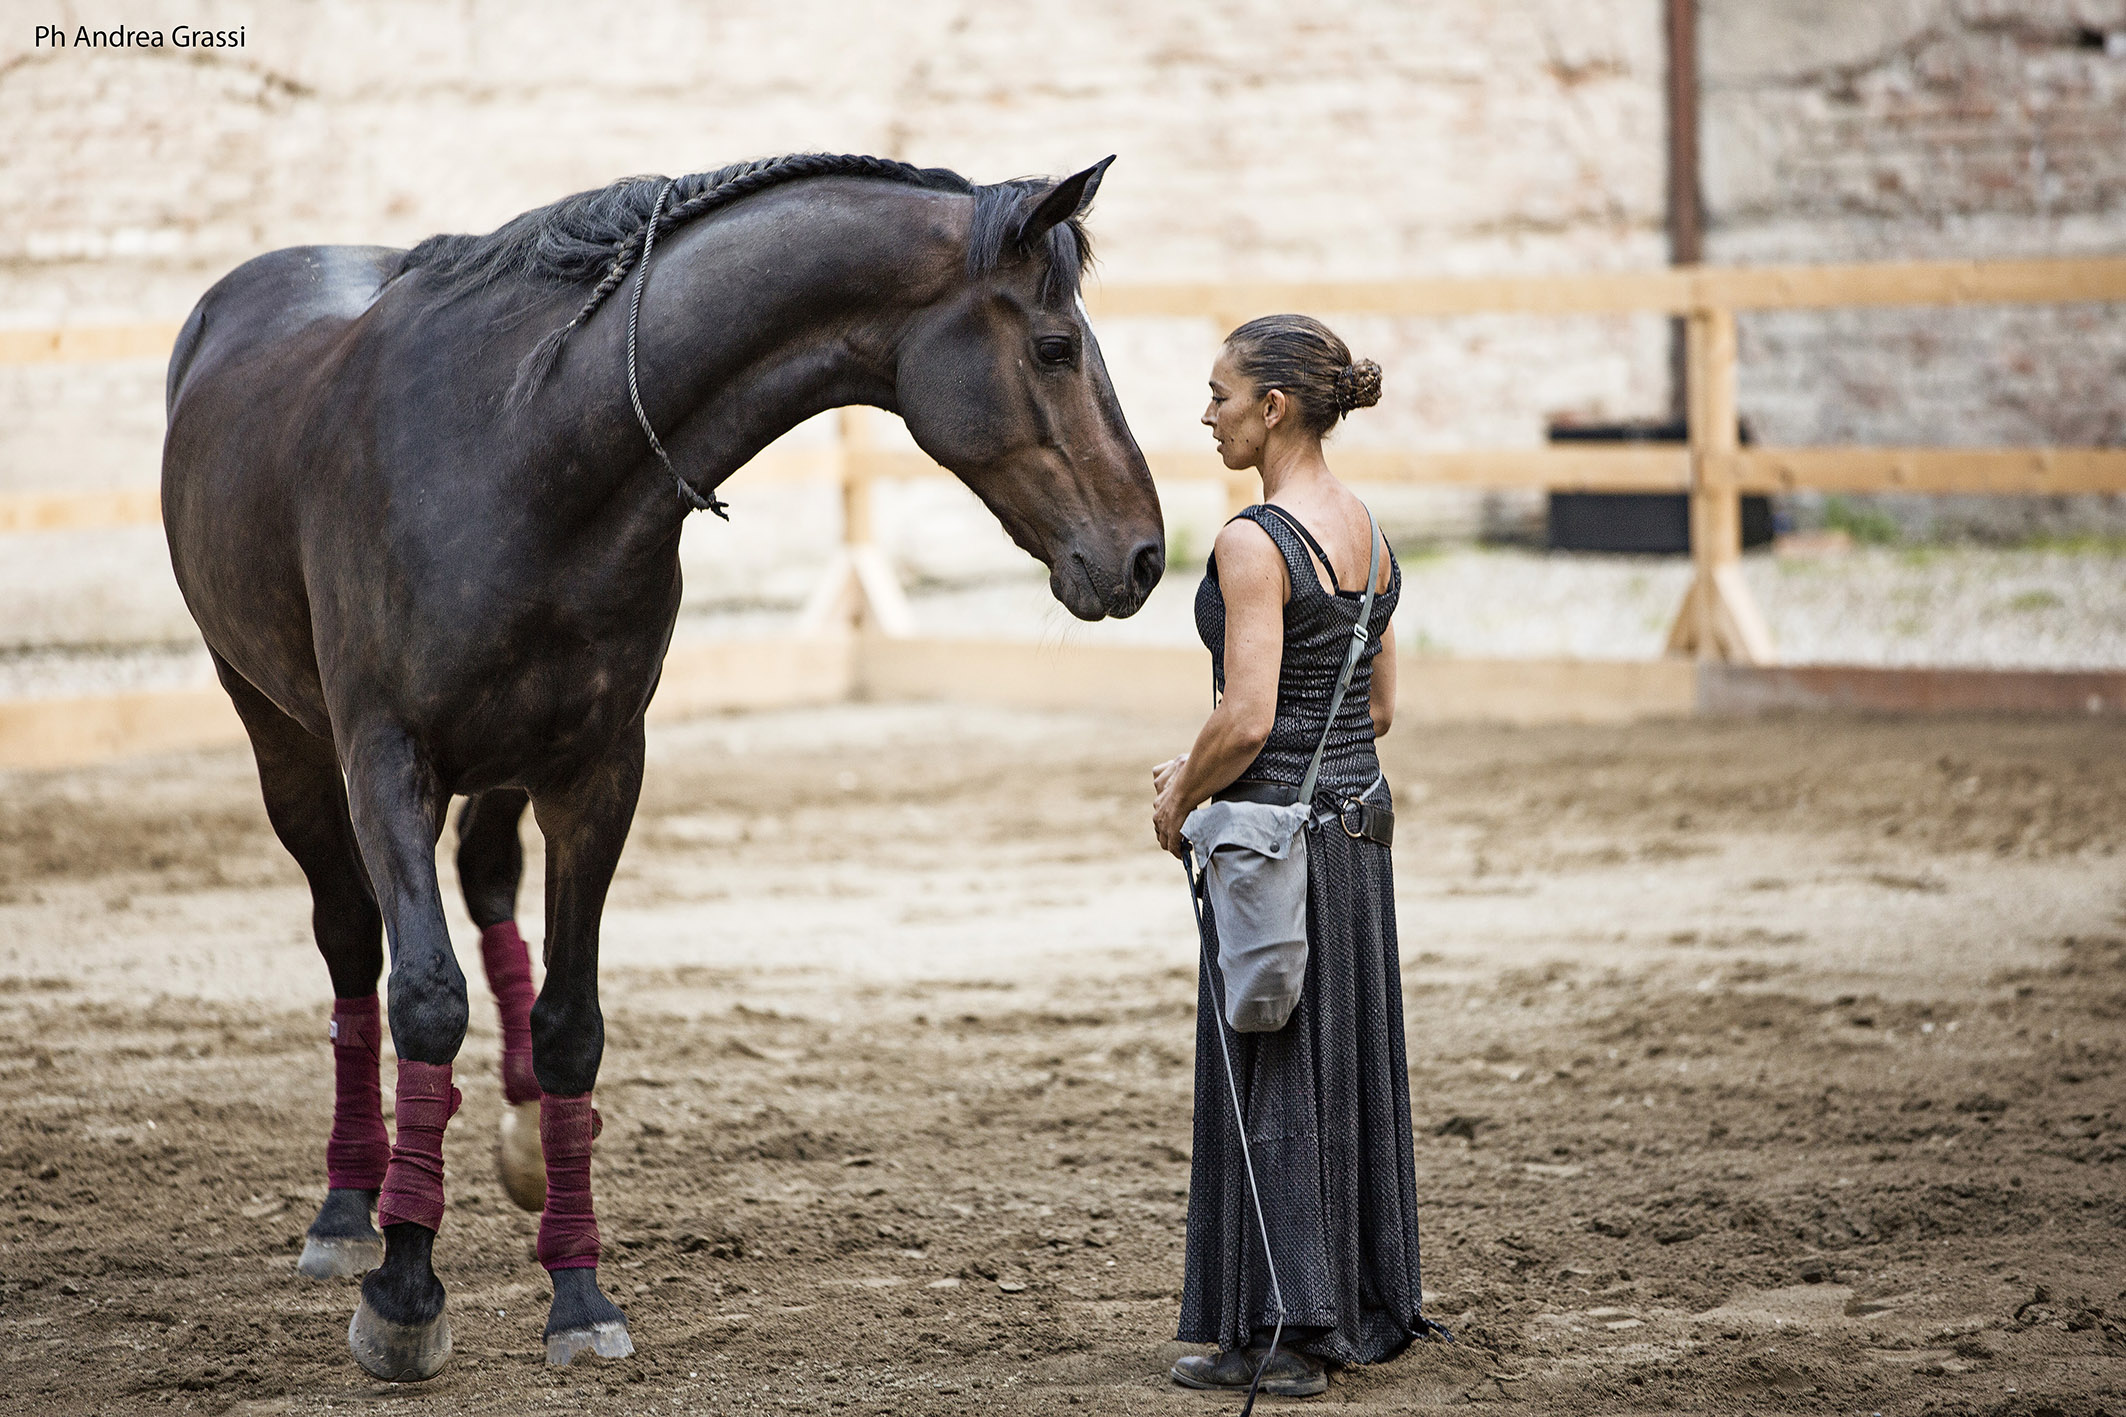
[1152,771,1194,859]
[1152,753,1188,797]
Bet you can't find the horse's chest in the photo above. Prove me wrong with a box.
[433,618,669,789]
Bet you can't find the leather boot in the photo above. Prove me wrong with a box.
[1171,1343,1328,1397]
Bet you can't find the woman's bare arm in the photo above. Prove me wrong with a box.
[1369,622,1396,737]
[1151,520,1286,856]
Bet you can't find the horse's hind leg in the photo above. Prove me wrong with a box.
[339,725,468,1382]
[455,789,546,1211]
[215,657,389,1281]
[528,724,642,1365]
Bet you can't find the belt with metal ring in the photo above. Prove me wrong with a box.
[1213,778,1394,847]
[1337,798,1394,846]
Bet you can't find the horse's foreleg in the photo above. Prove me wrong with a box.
[340,727,466,1383]
[215,655,388,1281]
[529,725,642,1366]
[455,789,545,1211]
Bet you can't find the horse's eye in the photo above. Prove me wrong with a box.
[1034,335,1076,366]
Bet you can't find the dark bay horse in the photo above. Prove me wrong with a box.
[161,153,1162,1381]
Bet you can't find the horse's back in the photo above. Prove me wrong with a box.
[163,245,404,733]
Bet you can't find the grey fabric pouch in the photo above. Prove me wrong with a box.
[1182,507,1380,1034]
[1182,797,1313,1032]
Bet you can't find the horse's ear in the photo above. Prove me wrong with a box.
[1015,156,1115,252]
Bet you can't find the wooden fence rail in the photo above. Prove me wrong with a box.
[8,255,2126,661]
[1083,256,2126,319]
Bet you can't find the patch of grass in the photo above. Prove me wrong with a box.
[1821,496,1900,546]
[2014,532,2126,556]
[1165,523,1200,568]
[2004,589,2066,613]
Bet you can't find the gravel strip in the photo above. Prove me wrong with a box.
[5,545,2125,701]
[872,545,2126,670]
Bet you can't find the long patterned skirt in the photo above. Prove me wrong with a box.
[1176,820,1432,1365]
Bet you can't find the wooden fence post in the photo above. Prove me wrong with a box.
[1665,305,1775,663]
[839,405,873,548]
[797,408,914,637]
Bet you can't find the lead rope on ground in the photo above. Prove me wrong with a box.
[1182,850,1287,1417]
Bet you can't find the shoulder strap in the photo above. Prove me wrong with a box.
[1297,509,1380,806]
[1255,504,1341,594]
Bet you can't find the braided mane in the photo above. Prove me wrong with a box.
[394,153,1092,409]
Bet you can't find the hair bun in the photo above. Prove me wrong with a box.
[1334,359,1383,415]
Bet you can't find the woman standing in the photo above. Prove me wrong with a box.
[1152,315,1438,1397]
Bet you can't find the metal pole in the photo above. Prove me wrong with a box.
[1665,0,1703,425]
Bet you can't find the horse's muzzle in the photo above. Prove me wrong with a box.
[1054,537,1163,620]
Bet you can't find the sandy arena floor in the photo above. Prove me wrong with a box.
[1,702,2123,1415]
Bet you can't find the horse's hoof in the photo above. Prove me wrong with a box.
[298,1188,383,1280]
[546,1319,634,1366]
[348,1296,452,1382]
[545,1267,631,1366]
[498,1100,546,1212]
[298,1231,384,1280]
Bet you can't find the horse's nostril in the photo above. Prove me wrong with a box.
[1127,540,1165,599]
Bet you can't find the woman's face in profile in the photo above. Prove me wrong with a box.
[1202,345,1269,471]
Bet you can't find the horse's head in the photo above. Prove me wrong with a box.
[894,160,1163,620]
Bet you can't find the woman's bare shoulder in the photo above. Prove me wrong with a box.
[1212,513,1279,563]
[1212,514,1286,600]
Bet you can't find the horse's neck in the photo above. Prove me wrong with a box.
[656,341,897,493]
[502,187,960,557]
[604,194,957,507]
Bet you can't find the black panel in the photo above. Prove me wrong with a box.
[1544,421,1771,554]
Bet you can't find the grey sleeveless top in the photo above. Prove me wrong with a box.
[1192,505,1401,797]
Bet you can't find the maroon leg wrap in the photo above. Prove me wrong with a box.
[537,1093,602,1271]
[478,921,541,1105]
[326,995,391,1191]
[377,1061,461,1232]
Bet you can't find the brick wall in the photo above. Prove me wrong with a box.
[0,0,1667,527]
[2,2,2121,556]
[1703,0,2126,538]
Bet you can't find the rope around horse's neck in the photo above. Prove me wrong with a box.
[624,179,727,518]
[511,154,957,514]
